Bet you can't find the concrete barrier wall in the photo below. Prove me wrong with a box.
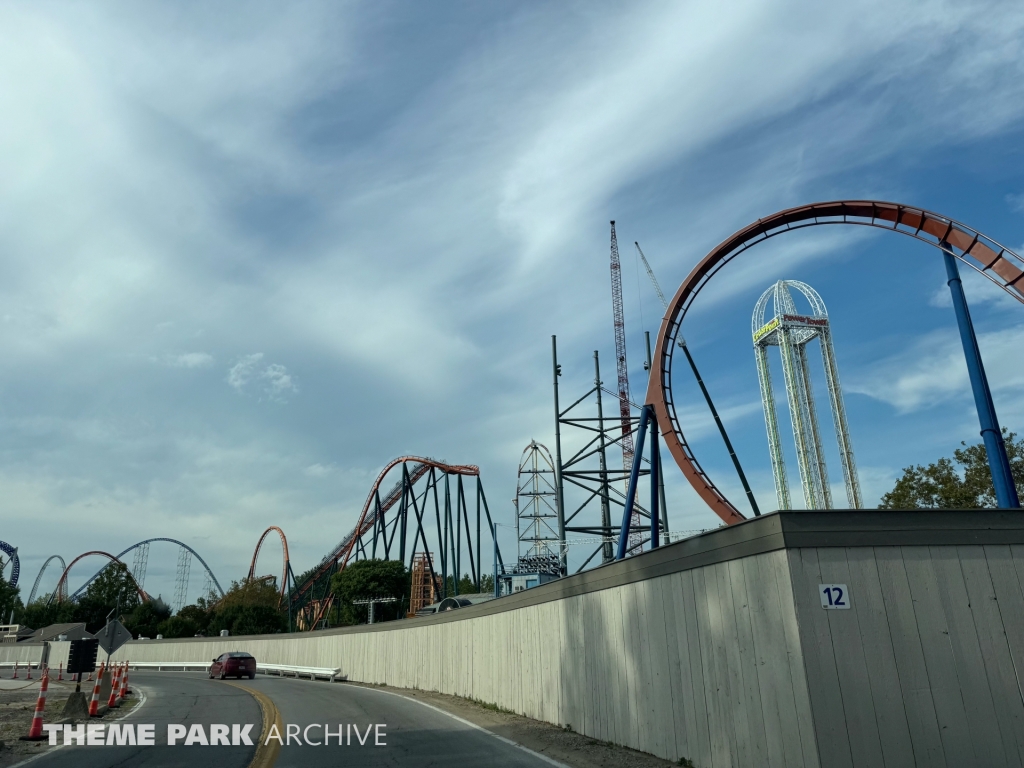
[67,511,1024,767]
[0,642,47,666]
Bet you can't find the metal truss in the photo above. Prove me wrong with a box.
[131,542,150,593]
[289,456,501,631]
[551,339,665,572]
[753,280,861,510]
[515,442,560,562]
[173,547,192,613]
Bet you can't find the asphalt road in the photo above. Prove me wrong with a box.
[19,671,557,768]
[22,672,260,768]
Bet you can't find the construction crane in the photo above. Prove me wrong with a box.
[608,222,644,554]
[635,242,761,516]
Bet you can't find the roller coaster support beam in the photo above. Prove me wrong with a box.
[645,332,671,543]
[552,335,567,576]
[680,340,760,516]
[943,247,1020,508]
[649,407,660,549]
[617,405,650,560]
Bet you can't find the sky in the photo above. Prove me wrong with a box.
[2,0,1023,606]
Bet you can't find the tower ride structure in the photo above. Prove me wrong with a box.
[752,280,862,510]
[514,441,560,573]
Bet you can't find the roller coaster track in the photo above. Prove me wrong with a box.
[248,526,294,603]
[646,200,1024,525]
[60,539,224,603]
[289,456,486,630]
[51,551,148,604]
[0,541,18,587]
[26,555,66,604]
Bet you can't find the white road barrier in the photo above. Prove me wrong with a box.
[126,661,345,681]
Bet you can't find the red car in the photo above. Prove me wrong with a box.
[209,652,256,680]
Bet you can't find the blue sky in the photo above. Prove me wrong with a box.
[2,1,1023,603]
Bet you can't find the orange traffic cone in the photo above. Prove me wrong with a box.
[26,663,32,680]
[21,670,49,741]
[119,663,129,699]
[12,661,18,679]
[57,662,64,681]
[88,664,105,717]
[107,664,121,709]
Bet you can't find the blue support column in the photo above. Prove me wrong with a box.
[943,249,1020,508]
[616,405,650,560]
[649,413,660,549]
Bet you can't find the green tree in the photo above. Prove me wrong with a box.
[204,579,288,635]
[443,573,494,597]
[15,599,75,630]
[215,578,282,611]
[174,603,211,634]
[0,580,22,624]
[157,616,201,638]
[330,559,410,625]
[75,562,142,633]
[880,430,1024,509]
[207,604,286,636]
[125,597,171,639]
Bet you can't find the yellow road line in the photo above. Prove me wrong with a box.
[224,681,282,768]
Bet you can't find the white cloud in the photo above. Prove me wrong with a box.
[1007,193,1024,213]
[227,353,264,391]
[261,363,297,398]
[303,463,336,478]
[927,266,1024,310]
[2,0,1024,596]
[848,325,1024,413]
[165,352,214,369]
[227,354,297,400]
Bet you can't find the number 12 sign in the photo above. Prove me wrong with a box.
[819,584,850,609]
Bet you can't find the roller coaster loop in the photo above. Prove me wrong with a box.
[51,551,148,604]
[27,555,66,604]
[0,541,19,587]
[57,539,224,603]
[646,200,1024,525]
[248,526,295,604]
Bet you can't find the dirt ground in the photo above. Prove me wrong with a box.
[352,682,686,768]
[0,678,139,768]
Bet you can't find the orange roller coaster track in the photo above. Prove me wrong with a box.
[52,551,149,604]
[248,526,292,603]
[645,200,1024,525]
[289,456,495,631]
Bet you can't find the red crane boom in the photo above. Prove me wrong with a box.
[608,221,642,554]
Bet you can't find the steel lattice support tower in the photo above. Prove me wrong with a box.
[173,547,192,612]
[608,222,642,552]
[753,280,862,510]
[515,441,560,563]
[131,542,150,593]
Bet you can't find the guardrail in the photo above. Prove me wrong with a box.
[125,661,346,682]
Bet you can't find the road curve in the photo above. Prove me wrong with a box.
[23,671,260,768]
[229,673,558,767]
[20,671,559,768]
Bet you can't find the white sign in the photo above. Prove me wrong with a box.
[819,584,850,609]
